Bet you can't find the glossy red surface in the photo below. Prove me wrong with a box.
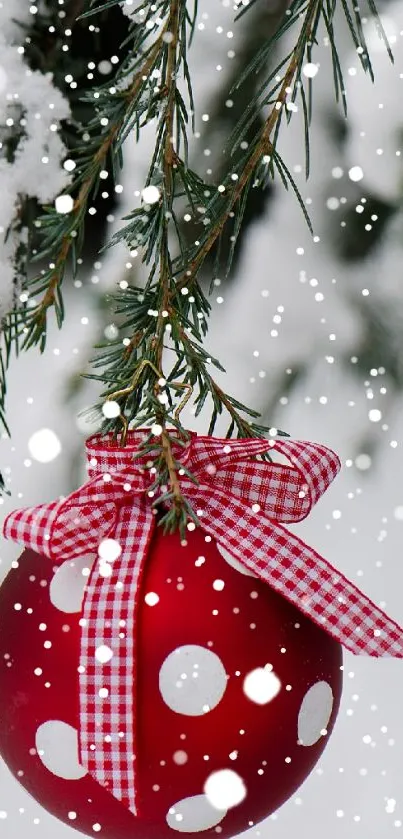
[0,526,342,838]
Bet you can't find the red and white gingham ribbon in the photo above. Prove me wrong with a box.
[3,431,403,815]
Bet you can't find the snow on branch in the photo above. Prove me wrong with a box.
[0,1,70,319]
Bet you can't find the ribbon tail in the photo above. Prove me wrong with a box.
[189,485,403,658]
[79,498,155,815]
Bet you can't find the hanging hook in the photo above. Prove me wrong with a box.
[171,381,193,423]
[106,359,162,446]
[106,360,194,446]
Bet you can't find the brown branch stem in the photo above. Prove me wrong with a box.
[174,322,253,436]
[152,0,184,514]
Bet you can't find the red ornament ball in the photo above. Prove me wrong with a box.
[0,525,342,838]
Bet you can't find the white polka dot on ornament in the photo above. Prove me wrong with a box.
[166,794,227,833]
[35,721,87,779]
[49,555,96,613]
[216,543,257,577]
[298,682,333,746]
[159,645,227,716]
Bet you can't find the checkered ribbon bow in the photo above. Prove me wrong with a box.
[3,431,403,814]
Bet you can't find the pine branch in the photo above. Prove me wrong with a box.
[173,0,367,291]
[80,0,388,532]
[20,27,169,351]
[0,0,389,514]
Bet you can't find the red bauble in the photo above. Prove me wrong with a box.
[0,525,342,838]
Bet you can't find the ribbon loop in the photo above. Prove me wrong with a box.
[273,438,340,509]
[3,468,148,563]
[3,499,62,560]
[185,435,340,523]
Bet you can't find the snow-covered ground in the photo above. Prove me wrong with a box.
[1,2,403,838]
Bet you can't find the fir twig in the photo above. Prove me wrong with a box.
[152,0,186,524]
[20,26,169,351]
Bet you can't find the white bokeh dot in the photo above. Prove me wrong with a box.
[159,645,227,716]
[355,453,372,471]
[28,428,61,463]
[102,400,121,419]
[98,538,122,562]
[142,185,160,204]
[204,769,247,809]
[95,644,113,663]
[55,194,74,213]
[243,666,281,704]
[98,59,112,75]
[348,166,364,182]
[303,62,319,78]
[173,750,188,765]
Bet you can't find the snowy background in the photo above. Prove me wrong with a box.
[1,0,403,837]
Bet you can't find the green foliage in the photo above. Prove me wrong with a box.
[0,0,389,521]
